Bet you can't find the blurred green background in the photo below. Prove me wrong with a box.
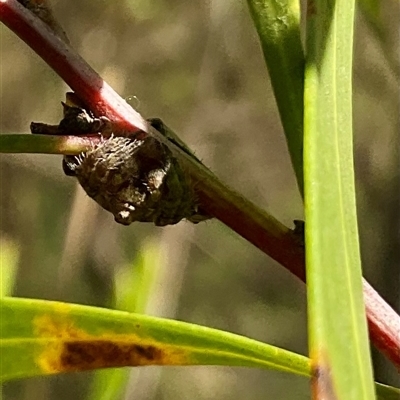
[0,1,398,399]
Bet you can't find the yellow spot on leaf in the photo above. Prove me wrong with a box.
[33,314,188,374]
[310,350,338,400]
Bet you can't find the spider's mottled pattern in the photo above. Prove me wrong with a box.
[64,134,207,226]
[31,95,210,226]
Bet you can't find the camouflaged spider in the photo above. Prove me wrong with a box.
[32,97,209,226]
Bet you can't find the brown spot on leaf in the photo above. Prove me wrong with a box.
[58,340,163,372]
[307,0,317,18]
[311,360,338,400]
[34,314,188,374]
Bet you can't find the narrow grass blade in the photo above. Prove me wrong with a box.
[304,0,376,399]
[87,240,163,400]
[0,297,309,381]
[246,0,305,193]
[375,384,400,400]
[357,0,382,37]
[1,298,398,399]
[0,239,19,297]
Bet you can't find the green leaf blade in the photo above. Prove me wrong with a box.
[87,238,163,400]
[0,297,310,381]
[1,298,398,399]
[246,0,305,193]
[304,1,376,399]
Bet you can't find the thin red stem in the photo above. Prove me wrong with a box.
[0,0,148,133]
[1,0,399,370]
[364,281,400,367]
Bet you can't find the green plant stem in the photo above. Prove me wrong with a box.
[0,134,100,154]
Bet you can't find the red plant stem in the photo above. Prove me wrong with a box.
[0,0,148,133]
[1,0,399,370]
[363,281,400,367]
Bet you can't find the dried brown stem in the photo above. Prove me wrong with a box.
[0,0,399,370]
